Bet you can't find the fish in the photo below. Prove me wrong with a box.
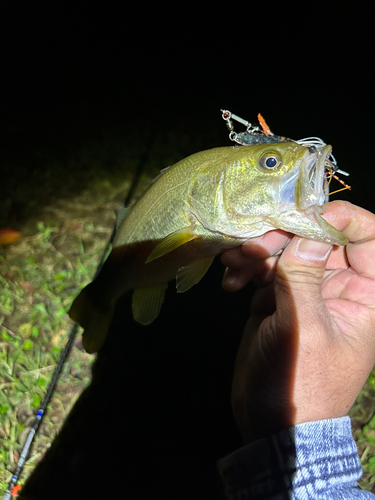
[69,141,348,353]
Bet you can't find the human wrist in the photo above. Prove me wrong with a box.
[218,417,362,499]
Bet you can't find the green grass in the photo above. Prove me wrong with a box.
[0,207,110,493]
[0,127,216,494]
[350,373,375,491]
[0,134,143,493]
[0,128,375,495]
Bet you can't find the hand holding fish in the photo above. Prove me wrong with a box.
[226,201,375,444]
[221,229,293,292]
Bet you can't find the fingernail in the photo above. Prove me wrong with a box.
[222,268,238,289]
[297,239,332,261]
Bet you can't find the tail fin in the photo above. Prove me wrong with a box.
[69,284,114,354]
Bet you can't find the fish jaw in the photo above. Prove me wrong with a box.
[274,206,348,245]
[277,145,329,211]
[296,144,329,210]
[275,145,348,245]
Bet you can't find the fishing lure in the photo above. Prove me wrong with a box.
[221,109,351,198]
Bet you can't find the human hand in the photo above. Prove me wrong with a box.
[221,201,375,444]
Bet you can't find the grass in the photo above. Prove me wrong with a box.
[0,126,375,495]
[0,125,218,495]
[0,189,115,493]
[350,373,375,490]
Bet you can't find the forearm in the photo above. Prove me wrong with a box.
[218,417,374,499]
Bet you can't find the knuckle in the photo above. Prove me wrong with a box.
[277,263,325,287]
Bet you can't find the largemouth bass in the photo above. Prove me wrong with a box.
[69,142,348,353]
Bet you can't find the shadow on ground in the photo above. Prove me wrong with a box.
[19,258,254,499]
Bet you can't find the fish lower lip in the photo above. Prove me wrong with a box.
[304,205,317,216]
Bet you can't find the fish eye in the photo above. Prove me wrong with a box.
[259,152,282,170]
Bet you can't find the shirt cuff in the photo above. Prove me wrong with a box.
[217,416,366,499]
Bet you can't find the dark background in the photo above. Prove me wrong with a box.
[1,3,374,499]
[1,3,373,203]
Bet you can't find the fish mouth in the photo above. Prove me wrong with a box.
[278,144,331,210]
[305,144,331,206]
[276,143,348,245]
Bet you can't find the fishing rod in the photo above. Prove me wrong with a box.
[3,151,149,499]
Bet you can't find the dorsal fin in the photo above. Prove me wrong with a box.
[151,166,171,184]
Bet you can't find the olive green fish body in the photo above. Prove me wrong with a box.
[69,143,348,353]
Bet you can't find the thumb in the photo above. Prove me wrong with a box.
[274,237,332,326]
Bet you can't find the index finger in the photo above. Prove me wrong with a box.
[321,201,375,279]
[221,230,292,269]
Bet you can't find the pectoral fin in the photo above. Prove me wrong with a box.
[176,256,214,293]
[146,227,200,263]
[132,285,167,325]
